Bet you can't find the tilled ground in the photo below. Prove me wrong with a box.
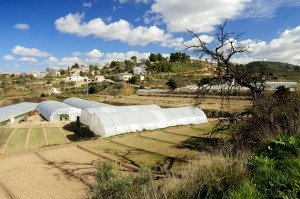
[0,145,133,199]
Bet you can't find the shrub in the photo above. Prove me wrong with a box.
[92,161,162,199]
[228,180,261,199]
[120,83,134,96]
[166,157,249,199]
[247,133,300,198]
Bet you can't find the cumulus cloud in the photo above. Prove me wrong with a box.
[149,0,251,33]
[18,57,38,63]
[105,51,150,62]
[55,13,168,46]
[12,45,51,57]
[85,49,104,59]
[13,23,30,30]
[232,25,300,65]
[3,55,15,61]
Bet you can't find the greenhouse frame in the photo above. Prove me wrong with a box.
[36,100,81,121]
[63,98,112,109]
[80,104,161,126]
[0,102,38,126]
[88,106,207,137]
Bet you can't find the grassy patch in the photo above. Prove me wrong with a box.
[28,128,45,150]
[0,128,14,148]
[140,131,192,144]
[45,127,68,145]
[112,135,203,160]
[82,140,175,171]
[4,128,28,154]
[164,123,213,137]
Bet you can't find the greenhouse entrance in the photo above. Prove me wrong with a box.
[59,114,69,121]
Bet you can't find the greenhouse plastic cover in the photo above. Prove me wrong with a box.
[63,98,113,109]
[0,102,38,123]
[36,100,81,121]
[88,106,207,137]
[80,104,161,126]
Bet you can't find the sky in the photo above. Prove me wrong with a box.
[1,0,300,73]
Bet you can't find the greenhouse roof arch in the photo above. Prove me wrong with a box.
[36,100,81,121]
[63,98,113,109]
[80,104,161,126]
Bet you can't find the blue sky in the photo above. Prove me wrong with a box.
[1,0,300,73]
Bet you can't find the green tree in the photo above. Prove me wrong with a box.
[124,60,134,72]
[149,53,158,62]
[79,71,85,77]
[131,56,137,63]
[166,78,177,91]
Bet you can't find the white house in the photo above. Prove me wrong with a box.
[118,73,133,81]
[133,67,144,75]
[69,76,84,82]
[94,75,105,82]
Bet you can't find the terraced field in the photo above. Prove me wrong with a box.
[0,120,224,198]
[0,126,78,155]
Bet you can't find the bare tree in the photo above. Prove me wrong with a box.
[186,20,269,138]
[186,20,267,106]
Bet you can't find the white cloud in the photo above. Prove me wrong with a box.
[149,0,251,33]
[12,45,51,57]
[59,57,83,66]
[13,23,30,30]
[105,51,150,62]
[83,2,92,7]
[232,25,300,65]
[85,49,104,59]
[242,0,300,19]
[18,57,38,63]
[3,55,15,61]
[55,13,168,46]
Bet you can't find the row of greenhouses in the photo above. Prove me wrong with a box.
[1,98,208,137]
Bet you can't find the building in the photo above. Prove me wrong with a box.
[94,75,105,82]
[118,73,133,81]
[0,102,38,126]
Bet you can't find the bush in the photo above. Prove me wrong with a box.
[228,180,261,199]
[238,91,300,146]
[247,133,300,198]
[166,157,248,199]
[92,162,162,199]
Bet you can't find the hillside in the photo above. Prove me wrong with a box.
[246,61,300,81]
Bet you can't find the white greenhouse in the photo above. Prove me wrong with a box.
[88,106,207,137]
[36,100,81,121]
[0,102,38,126]
[63,98,112,109]
[80,104,161,126]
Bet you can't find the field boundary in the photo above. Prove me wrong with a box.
[43,127,48,145]
[25,128,32,151]
[138,134,179,145]
[1,128,17,155]
[57,124,70,144]
[77,145,139,171]
[109,139,185,163]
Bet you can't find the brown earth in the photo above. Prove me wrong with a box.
[0,142,135,199]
